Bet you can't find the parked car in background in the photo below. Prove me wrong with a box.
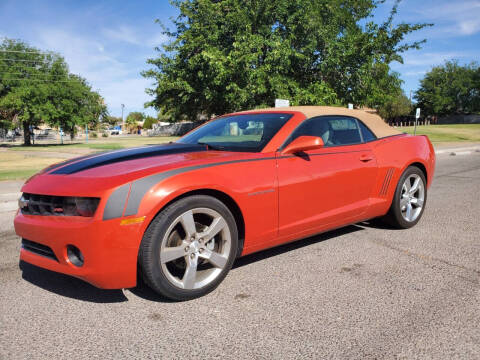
[106,126,123,135]
[15,106,435,301]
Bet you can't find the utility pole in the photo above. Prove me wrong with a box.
[121,104,125,133]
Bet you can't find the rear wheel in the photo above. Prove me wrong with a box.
[383,166,427,229]
[139,195,238,301]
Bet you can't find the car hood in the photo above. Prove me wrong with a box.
[21,143,262,196]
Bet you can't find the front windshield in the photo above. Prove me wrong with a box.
[177,113,292,152]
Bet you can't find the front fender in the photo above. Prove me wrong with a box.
[130,159,279,254]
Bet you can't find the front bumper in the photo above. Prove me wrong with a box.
[14,211,145,289]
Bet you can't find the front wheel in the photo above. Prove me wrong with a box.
[139,195,238,301]
[383,166,427,229]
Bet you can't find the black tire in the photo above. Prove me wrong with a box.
[138,195,238,301]
[383,166,428,229]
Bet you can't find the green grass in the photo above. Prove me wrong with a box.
[3,136,179,152]
[0,152,66,181]
[0,136,180,180]
[0,169,39,181]
[402,124,480,143]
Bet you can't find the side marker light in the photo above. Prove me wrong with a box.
[120,216,146,226]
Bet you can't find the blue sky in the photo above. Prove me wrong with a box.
[0,0,479,117]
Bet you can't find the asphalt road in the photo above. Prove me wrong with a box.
[1,152,479,359]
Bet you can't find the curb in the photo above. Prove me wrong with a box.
[435,146,480,156]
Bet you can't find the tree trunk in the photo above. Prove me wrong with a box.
[23,121,31,146]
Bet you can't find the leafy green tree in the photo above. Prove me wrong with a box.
[103,115,122,127]
[143,0,430,121]
[126,111,144,132]
[0,38,108,144]
[415,61,480,116]
[157,111,171,123]
[143,115,158,129]
[126,111,144,124]
[377,92,411,120]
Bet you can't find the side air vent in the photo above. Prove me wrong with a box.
[380,168,395,196]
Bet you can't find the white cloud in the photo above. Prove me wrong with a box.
[403,70,427,77]
[399,52,467,67]
[411,0,480,36]
[102,25,168,47]
[458,19,480,35]
[32,27,155,116]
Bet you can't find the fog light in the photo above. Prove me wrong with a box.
[67,245,84,267]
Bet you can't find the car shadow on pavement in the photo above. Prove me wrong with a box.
[19,223,386,304]
[358,218,400,230]
[19,261,128,303]
[232,225,363,270]
[129,225,365,303]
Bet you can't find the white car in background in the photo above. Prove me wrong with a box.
[106,127,123,135]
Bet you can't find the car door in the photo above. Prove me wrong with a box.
[276,115,378,239]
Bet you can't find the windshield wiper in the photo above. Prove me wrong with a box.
[197,142,225,151]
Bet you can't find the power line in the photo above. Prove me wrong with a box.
[0,58,51,63]
[0,49,55,55]
[0,72,70,78]
[0,78,80,83]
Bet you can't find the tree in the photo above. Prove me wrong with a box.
[103,115,122,127]
[143,115,158,129]
[377,92,411,120]
[126,111,144,132]
[0,38,108,144]
[143,0,431,121]
[415,61,480,116]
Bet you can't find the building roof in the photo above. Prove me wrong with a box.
[242,106,401,138]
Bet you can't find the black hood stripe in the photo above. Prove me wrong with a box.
[51,143,207,175]
[43,153,98,173]
[103,156,277,220]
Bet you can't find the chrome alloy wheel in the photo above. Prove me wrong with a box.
[400,173,425,222]
[160,208,231,290]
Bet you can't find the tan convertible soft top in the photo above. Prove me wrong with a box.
[242,106,400,138]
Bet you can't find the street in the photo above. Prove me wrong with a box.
[1,151,479,359]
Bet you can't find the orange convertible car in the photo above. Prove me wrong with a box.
[15,106,435,300]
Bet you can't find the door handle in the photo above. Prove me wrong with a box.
[359,154,374,162]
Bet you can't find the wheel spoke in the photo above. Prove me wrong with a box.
[200,248,228,269]
[160,207,232,291]
[180,210,196,238]
[182,256,198,289]
[409,177,420,194]
[160,245,186,264]
[200,217,227,241]
[400,196,409,209]
[403,179,411,193]
[406,203,413,221]
[411,197,424,207]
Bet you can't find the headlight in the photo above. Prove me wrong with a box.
[74,197,100,217]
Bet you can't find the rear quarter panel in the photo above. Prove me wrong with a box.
[367,134,435,218]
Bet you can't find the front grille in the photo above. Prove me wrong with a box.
[21,239,58,261]
[20,193,99,217]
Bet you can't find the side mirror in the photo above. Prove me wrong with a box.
[282,136,324,155]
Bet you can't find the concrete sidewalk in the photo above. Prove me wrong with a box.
[0,180,23,213]
[434,144,480,155]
